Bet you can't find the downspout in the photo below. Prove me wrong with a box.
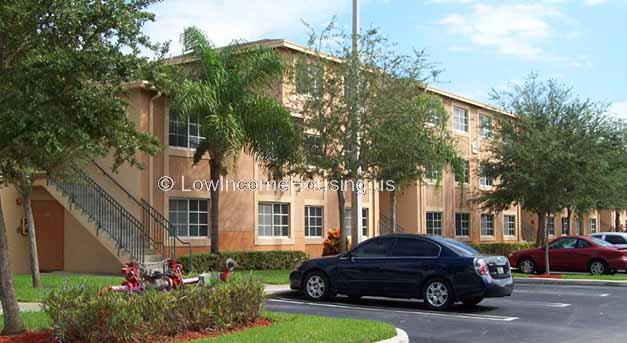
[148,91,162,209]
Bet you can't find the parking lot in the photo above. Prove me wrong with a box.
[266,283,627,343]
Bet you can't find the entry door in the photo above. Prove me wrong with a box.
[32,200,64,271]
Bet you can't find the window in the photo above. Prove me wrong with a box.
[455,213,470,237]
[295,62,322,95]
[362,208,369,237]
[546,217,555,236]
[425,166,440,181]
[453,106,468,132]
[351,238,394,257]
[304,134,323,164]
[504,215,516,237]
[258,203,289,237]
[481,214,494,237]
[479,165,493,188]
[304,206,323,237]
[589,218,598,233]
[561,217,570,235]
[479,114,492,139]
[576,218,583,235]
[606,235,627,244]
[549,237,578,249]
[426,212,442,235]
[390,238,440,257]
[576,239,591,248]
[169,111,204,148]
[168,198,209,237]
[455,160,470,184]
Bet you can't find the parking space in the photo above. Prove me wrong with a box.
[265,283,627,343]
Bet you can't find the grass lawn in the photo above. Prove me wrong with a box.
[0,311,51,331]
[235,270,290,285]
[189,312,396,343]
[512,272,627,280]
[1,312,395,343]
[13,273,122,302]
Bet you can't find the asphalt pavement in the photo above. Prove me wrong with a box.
[265,283,627,343]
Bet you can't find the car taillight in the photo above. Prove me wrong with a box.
[474,258,489,276]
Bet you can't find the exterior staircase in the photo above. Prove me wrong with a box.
[379,215,407,235]
[40,165,191,267]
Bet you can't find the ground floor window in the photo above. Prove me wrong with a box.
[546,216,555,236]
[504,215,516,237]
[168,198,209,237]
[481,214,494,237]
[426,212,442,235]
[576,218,583,235]
[589,218,597,233]
[344,208,369,237]
[561,217,569,235]
[455,213,470,237]
[304,206,323,237]
[258,202,289,237]
[362,208,369,237]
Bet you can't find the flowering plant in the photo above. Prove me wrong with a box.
[322,228,341,256]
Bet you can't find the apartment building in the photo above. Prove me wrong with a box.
[0,39,618,274]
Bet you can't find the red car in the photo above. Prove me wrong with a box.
[508,236,627,275]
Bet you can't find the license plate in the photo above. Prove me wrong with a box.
[497,267,504,274]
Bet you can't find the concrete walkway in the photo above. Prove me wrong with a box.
[0,302,42,314]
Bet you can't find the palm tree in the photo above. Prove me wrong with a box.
[169,27,300,254]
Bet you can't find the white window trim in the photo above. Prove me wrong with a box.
[168,198,209,239]
[257,202,291,239]
[503,215,517,239]
[304,206,324,238]
[452,106,470,134]
[479,113,493,140]
[426,211,443,236]
[480,214,495,238]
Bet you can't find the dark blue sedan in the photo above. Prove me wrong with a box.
[290,234,513,310]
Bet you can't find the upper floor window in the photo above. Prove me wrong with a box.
[304,133,323,164]
[169,110,204,149]
[169,198,209,237]
[425,166,440,182]
[589,218,598,233]
[479,165,493,188]
[295,62,322,96]
[304,206,323,237]
[504,215,516,237]
[453,106,469,133]
[258,202,289,237]
[481,214,494,237]
[455,159,470,185]
[479,114,492,139]
[426,211,442,235]
[455,213,470,237]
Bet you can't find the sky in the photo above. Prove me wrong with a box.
[143,0,627,119]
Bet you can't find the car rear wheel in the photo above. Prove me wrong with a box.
[589,260,608,275]
[518,258,536,274]
[303,271,330,301]
[461,297,483,307]
[423,278,454,311]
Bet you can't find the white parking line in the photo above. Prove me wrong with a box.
[488,299,571,308]
[515,289,611,297]
[268,298,519,322]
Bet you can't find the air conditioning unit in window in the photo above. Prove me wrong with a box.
[471,142,480,154]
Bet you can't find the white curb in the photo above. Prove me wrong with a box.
[515,277,627,287]
[376,328,409,343]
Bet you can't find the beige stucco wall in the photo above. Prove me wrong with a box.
[1,185,29,274]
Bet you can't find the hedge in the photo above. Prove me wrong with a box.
[181,250,310,272]
[470,242,536,256]
[43,277,265,343]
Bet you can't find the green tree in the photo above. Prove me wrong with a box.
[0,0,161,333]
[295,22,446,249]
[167,27,300,254]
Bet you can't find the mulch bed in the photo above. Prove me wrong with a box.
[529,274,563,279]
[0,318,272,343]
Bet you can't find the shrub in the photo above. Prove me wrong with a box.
[43,277,265,343]
[470,242,536,256]
[322,228,340,256]
[180,250,310,272]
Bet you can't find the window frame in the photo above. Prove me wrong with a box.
[479,113,493,139]
[426,211,443,236]
[453,106,469,133]
[304,206,324,238]
[480,213,495,237]
[561,217,569,236]
[455,212,470,238]
[504,215,516,237]
[479,164,493,188]
[168,198,209,238]
[589,218,598,234]
[546,216,555,236]
[257,202,290,238]
[168,111,204,149]
[455,159,470,185]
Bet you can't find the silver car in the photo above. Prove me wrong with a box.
[589,232,627,250]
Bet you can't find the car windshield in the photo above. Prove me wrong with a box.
[589,237,614,247]
[431,236,479,256]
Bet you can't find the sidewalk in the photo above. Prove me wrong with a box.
[264,284,291,295]
[0,302,42,314]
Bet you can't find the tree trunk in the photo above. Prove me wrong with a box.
[209,159,221,254]
[22,192,41,288]
[615,210,621,232]
[391,189,397,233]
[566,208,572,235]
[0,195,25,334]
[337,188,347,253]
[536,212,545,247]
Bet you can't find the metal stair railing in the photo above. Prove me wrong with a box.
[48,169,147,263]
[379,214,406,234]
[91,162,192,268]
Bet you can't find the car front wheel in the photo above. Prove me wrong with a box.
[423,278,454,311]
[303,271,330,301]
